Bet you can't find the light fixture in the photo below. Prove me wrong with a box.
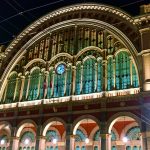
[122,136,128,143]
[85,137,89,144]
[52,138,57,144]
[85,119,90,144]
[0,139,5,145]
[24,138,30,145]
[122,116,128,143]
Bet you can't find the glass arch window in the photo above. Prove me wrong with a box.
[47,69,53,98]
[115,51,131,89]
[75,129,86,142]
[126,126,140,140]
[107,57,114,91]
[5,72,18,103]
[97,59,103,92]
[75,63,82,95]
[82,58,96,94]
[28,68,40,100]
[53,71,65,98]
[46,130,59,142]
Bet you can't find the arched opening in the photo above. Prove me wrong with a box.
[43,121,66,150]
[17,122,36,150]
[73,118,100,150]
[109,116,142,150]
[0,122,11,149]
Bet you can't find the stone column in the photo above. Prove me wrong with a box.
[26,75,31,99]
[10,137,19,150]
[100,121,111,150]
[94,62,98,92]
[66,123,74,150]
[102,60,107,92]
[39,136,46,150]
[19,76,25,101]
[64,68,68,96]
[129,56,133,87]
[44,71,49,99]
[37,73,42,99]
[13,77,19,101]
[71,65,76,95]
[113,59,116,89]
[80,64,83,94]
[35,125,43,150]
[141,122,150,150]
[51,70,55,97]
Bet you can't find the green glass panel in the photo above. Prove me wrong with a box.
[46,130,58,142]
[82,58,96,94]
[97,60,103,92]
[75,129,86,142]
[115,52,130,90]
[66,66,72,96]
[39,72,45,99]
[107,58,114,91]
[5,72,17,103]
[53,72,65,98]
[93,130,100,141]
[126,126,140,140]
[28,69,40,100]
[75,63,81,95]
[47,70,53,98]
[132,64,139,87]
[20,131,35,143]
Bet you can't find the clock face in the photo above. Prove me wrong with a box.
[56,64,66,75]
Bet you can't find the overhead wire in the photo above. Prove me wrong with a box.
[0,0,64,24]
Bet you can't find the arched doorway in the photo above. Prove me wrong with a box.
[109,116,141,150]
[73,118,100,150]
[43,120,66,150]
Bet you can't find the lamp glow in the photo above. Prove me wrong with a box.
[122,136,128,143]
[24,138,30,145]
[85,138,89,144]
[0,139,5,145]
[52,138,57,144]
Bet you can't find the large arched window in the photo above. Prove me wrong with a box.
[5,72,18,103]
[115,52,131,89]
[82,58,96,94]
[28,68,40,100]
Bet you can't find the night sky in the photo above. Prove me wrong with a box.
[0,0,149,45]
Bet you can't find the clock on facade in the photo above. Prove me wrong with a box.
[56,63,66,75]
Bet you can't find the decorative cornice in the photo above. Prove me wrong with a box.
[4,3,134,56]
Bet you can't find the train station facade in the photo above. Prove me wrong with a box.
[0,3,150,150]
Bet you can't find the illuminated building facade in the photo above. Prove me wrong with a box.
[0,3,150,150]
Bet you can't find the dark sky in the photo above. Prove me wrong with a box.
[0,0,149,45]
